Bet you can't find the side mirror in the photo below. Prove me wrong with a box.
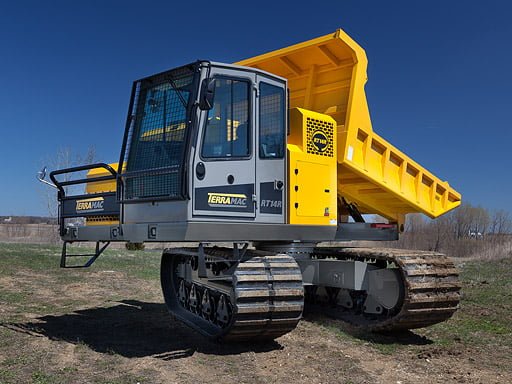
[37,166,47,181]
[37,166,58,189]
[199,78,216,110]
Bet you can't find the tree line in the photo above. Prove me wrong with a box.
[392,203,512,258]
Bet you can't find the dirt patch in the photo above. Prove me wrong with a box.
[3,300,510,384]
[1,248,511,383]
[5,308,509,384]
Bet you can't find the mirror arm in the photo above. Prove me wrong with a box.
[37,167,58,189]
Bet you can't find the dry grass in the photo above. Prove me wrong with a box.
[465,240,512,260]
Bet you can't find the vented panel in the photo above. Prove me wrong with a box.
[306,117,334,157]
[86,215,120,225]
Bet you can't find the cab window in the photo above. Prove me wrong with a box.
[259,82,285,159]
[202,78,250,158]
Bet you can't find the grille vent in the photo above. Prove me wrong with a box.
[306,117,334,157]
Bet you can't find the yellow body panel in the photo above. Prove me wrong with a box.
[140,122,187,141]
[85,163,121,194]
[288,108,337,225]
[238,29,461,222]
[85,163,121,226]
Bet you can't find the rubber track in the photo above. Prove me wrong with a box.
[163,249,304,341]
[313,247,461,331]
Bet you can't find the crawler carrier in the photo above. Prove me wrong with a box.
[43,30,462,341]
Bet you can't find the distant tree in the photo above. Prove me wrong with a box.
[405,213,425,233]
[490,209,512,235]
[428,215,452,251]
[472,205,490,236]
[390,202,511,258]
[40,146,96,218]
[450,203,490,239]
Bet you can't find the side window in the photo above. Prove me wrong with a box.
[259,82,285,159]
[201,78,250,159]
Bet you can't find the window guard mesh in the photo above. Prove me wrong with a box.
[121,66,196,200]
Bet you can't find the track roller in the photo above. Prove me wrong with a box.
[161,248,304,341]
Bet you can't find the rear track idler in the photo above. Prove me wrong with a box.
[308,247,461,331]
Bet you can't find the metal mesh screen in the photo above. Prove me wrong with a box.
[259,82,285,158]
[122,66,195,200]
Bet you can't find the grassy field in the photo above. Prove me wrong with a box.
[0,243,511,383]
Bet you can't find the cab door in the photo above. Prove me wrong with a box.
[255,75,287,223]
[192,68,256,218]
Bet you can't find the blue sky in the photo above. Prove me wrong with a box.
[0,1,510,216]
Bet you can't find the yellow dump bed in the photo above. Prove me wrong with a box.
[237,29,461,222]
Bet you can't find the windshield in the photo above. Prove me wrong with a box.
[122,65,197,200]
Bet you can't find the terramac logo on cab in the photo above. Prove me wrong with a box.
[76,197,105,213]
[207,193,247,208]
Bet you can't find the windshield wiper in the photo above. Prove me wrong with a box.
[168,74,188,109]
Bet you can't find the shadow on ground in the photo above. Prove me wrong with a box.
[1,300,282,360]
[304,312,434,346]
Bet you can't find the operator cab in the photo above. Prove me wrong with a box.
[119,61,288,225]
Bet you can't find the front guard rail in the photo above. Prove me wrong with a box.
[49,163,120,236]
[49,163,118,197]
